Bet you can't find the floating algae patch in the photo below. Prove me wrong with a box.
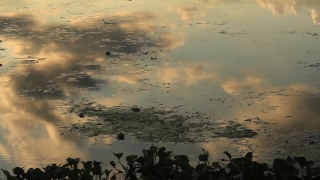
[60,100,258,143]
[214,121,258,138]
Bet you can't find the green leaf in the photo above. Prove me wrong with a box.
[158,167,171,180]
[245,152,253,163]
[150,146,158,152]
[158,151,173,160]
[93,160,102,167]
[81,161,92,169]
[135,157,144,165]
[81,173,93,180]
[113,152,123,160]
[174,155,189,163]
[159,159,175,167]
[159,147,166,152]
[12,167,25,176]
[196,164,206,172]
[144,154,155,165]
[294,156,307,169]
[116,133,125,140]
[179,161,194,174]
[227,163,236,172]
[273,158,287,173]
[126,155,138,163]
[92,166,102,176]
[224,151,232,161]
[110,161,116,167]
[199,153,208,162]
[66,157,80,166]
[212,162,221,168]
[286,156,295,164]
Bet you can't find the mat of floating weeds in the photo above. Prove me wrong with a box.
[59,100,258,143]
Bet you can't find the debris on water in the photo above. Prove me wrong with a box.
[103,20,117,25]
[58,100,260,143]
[117,133,125,140]
[219,30,228,34]
[309,63,320,67]
[79,113,84,118]
[306,32,318,36]
[131,107,141,112]
[105,51,111,56]
[214,121,258,138]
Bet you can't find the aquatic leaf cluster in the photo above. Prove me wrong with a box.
[2,146,320,180]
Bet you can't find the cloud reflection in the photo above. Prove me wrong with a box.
[257,0,320,24]
[0,9,187,168]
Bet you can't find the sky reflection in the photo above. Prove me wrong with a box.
[0,0,320,177]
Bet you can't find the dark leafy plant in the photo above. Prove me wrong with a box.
[2,146,320,180]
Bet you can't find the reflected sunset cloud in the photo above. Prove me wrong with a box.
[257,0,304,16]
[177,6,198,21]
[154,64,219,85]
[221,75,269,94]
[257,0,320,24]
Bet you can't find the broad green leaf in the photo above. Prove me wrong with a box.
[245,152,253,163]
[93,160,102,167]
[150,146,158,152]
[227,163,236,172]
[66,157,80,166]
[126,155,138,163]
[113,153,123,160]
[294,156,307,169]
[174,155,189,163]
[12,167,25,176]
[92,166,102,175]
[212,162,221,168]
[198,154,208,161]
[273,158,286,173]
[286,156,295,164]
[196,164,206,172]
[82,161,92,169]
[159,147,166,152]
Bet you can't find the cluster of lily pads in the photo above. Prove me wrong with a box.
[2,145,320,180]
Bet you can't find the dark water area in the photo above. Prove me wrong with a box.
[0,0,320,178]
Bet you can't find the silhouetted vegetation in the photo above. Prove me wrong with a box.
[2,145,320,180]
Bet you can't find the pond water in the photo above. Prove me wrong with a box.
[1,0,320,178]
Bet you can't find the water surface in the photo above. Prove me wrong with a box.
[0,0,320,178]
